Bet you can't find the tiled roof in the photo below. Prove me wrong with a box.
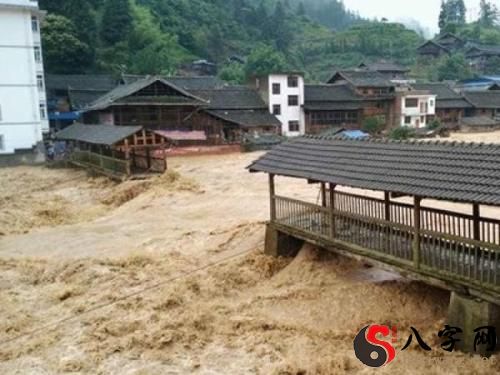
[248,136,500,206]
[304,84,363,111]
[45,74,117,91]
[464,91,500,109]
[327,69,394,87]
[121,74,225,90]
[68,90,108,110]
[411,83,461,100]
[358,61,409,73]
[85,76,207,111]
[55,123,143,146]
[207,109,281,128]
[192,87,267,109]
[305,84,359,102]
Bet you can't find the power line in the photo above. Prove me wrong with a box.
[0,244,261,348]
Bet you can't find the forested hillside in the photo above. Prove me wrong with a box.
[39,0,423,82]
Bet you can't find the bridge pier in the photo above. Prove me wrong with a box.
[265,224,304,257]
[447,292,500,355]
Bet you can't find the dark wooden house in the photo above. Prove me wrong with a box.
[358,61,410,79]
[83,76,280,146]
[466,45,500,71]
[326,70,396,127]
[463,91,500,119]
[55,123,170,178]
[417,33,465,59]
[304,84,362,134]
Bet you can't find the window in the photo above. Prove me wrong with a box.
[272,83,281,95]
[37,74,44,91]
[0,135,4,151]
[430,100,435,107]
[405,98,418,108]
[272,104,281,115]
[34,46,41,63]
[31,16,38,32]
[288,95,299,106]
[288,76,298,88]
[39,103,46,120]
[421,116,425,123]
[404,116,412,124]
[0,104,2,121]
[288,121,300,132]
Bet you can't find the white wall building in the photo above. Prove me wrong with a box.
[0,0,48,155]
[254,73,305,137]
[399,91,437,128]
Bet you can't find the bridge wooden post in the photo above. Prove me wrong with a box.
[329,184,336,238]
[269,174,276,222]
[384,192,391,221]
[321,182,327,207]
[413,196,422,268]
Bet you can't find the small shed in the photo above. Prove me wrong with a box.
[55,123,170,178]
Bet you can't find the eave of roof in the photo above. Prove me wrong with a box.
[248,136,500,206]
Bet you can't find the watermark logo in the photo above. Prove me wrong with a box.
[353,325,397,368]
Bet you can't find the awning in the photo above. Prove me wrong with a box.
[49,111,80,121]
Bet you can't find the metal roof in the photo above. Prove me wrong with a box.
[55,123,143,146]
[248,136,500,206]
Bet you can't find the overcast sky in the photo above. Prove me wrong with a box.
[343,0,500,35]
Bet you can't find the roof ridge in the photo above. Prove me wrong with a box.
[302,135,500,149]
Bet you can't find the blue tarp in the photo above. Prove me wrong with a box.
[340,130,370,140]
[49,111,80,121]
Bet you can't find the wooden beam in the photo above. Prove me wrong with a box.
[413,196,422,269]
[269,174,276,221]
[329,184,336,238]
[473,203,480,242]
[384,192,391,222]
[321,182,327,207]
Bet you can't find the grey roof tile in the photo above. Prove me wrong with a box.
[248,136,500,205]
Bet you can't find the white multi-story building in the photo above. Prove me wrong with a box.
[253,73,306,137]
[398,91,437,128]
[0,0,48,155]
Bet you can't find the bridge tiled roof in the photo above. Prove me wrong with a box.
[248,137,500,206]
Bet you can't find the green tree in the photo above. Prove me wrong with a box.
[362,117,385,135]
[439,0,466,32]
[297,2,306,16]
[479,0,498,27]
[244,45,288,77]
[437,53,472,81]
[101,0,133,46]
[41,15,93,74]
[219,63,245,84]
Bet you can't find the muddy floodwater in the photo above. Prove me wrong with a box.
[1,135,500,373]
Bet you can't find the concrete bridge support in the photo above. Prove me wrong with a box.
[447,292,500,355]
[265,224,304,258]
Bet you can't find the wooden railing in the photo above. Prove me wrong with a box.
[70,150,130,176]
[273,192,500,294]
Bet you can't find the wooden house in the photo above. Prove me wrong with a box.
[358,61,410,79]
[417,33,465,59]
[326,70,396,127]
[55,123,170,178]
[82,76,280,146]
[463,91,500,119]
[466,45,500,71]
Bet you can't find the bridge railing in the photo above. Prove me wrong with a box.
[273,192,500,293]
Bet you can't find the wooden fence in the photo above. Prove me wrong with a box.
[70,150,130,177]
[273,191,500,294]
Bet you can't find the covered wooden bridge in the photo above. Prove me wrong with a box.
[56,123,170,179]
[249,136,500,353]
